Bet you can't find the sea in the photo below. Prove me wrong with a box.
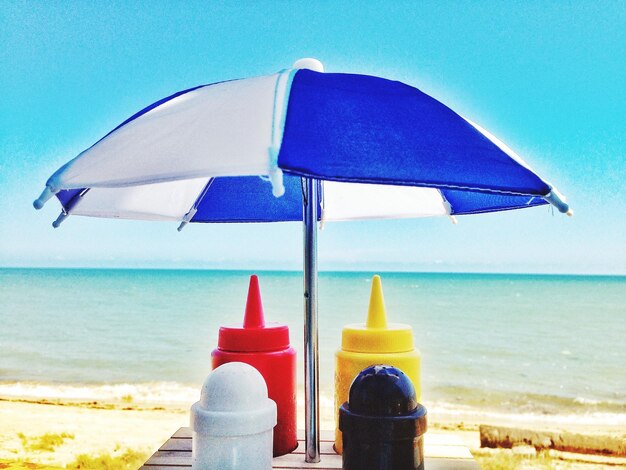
[1,268,624,426]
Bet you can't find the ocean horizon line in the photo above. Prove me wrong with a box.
[1,266,624,278]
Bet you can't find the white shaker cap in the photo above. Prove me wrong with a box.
[191,362,277,436]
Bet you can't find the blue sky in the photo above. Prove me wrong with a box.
[1,1,624,274]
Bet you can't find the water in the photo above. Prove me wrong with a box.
[1,268,624,423]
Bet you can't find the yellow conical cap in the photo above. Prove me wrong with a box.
[341,275,415,354]
[366,275,388,329]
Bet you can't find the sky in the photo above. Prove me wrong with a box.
[1,1,624,274]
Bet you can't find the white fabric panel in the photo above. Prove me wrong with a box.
[321,182,449,221]
[69,178,209,221]
[63,179,449,223]
[49,74,282,190]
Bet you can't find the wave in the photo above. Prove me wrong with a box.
[2,381,624,429]
[426,384,626,416]
[0,381,199,404]
[426,400,626,427]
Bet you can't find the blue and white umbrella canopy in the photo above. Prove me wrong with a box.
[34,59,571,225]
[33,58,572,463]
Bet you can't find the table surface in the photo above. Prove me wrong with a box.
[141,428,480,469]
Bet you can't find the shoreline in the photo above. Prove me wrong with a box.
[1,381,623,433]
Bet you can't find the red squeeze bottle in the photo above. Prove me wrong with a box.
[211,275,297,457]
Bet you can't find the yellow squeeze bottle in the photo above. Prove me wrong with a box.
[334,275,421,454]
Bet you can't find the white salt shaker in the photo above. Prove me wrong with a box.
[191,361,277,470]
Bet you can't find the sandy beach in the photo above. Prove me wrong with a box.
[1,394,624,470]
[0,397,185,468]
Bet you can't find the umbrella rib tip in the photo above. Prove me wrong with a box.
[34,186,56,210]
[544,189,571,216]
[52,212,68,228]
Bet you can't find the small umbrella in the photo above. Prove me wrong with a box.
[34,58,571,462]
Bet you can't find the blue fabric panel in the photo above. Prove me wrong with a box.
[279,70,551,196]
[56,188,84,211]
[442,188,547,215]
[191,174,316,223]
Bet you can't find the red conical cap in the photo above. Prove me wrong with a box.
[217,274,291,353]
[243,275,265,328]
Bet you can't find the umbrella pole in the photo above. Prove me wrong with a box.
[302,176,320,463]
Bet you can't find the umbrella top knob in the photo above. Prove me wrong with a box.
[293,58,324,72]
